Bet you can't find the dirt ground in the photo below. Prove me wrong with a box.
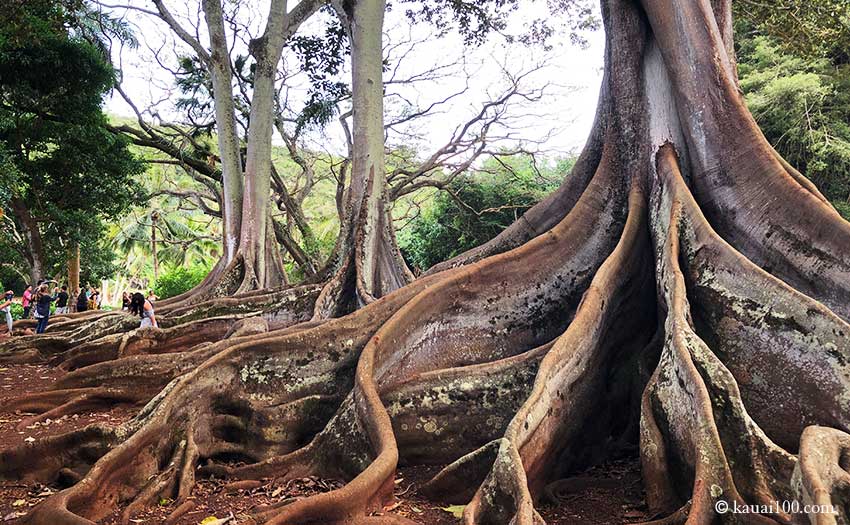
[0,362,650,524]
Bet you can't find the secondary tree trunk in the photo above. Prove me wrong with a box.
[233,0,291,292]
[3,2,850,525]
[67,243,79,308]
[313,0,414,318]
[150,211,159,283]
[10,197,46,285]
[201,0,244,266]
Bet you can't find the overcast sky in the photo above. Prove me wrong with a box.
[104,1,605,158]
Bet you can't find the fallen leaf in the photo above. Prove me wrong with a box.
[442,505,466,518]
[11,500,26,507]
[23,437,35,443]
[198,512,234,525]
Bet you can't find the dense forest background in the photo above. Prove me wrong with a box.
[1,0,847,303]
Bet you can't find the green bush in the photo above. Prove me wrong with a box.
[153,264,210,300]
[10,303,23,321]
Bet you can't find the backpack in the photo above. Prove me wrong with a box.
[36,299,49,318]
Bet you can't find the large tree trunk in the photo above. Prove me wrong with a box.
[202,0,244,266]
[67,243,80,303]
[10,197,46,285]
[233,0,291,292]
[3,2,850,525]
[313,0,413,318]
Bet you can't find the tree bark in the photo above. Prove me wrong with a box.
[9,197,46,285]
[313,0,414,318]
[150,211,159,283]
[67,243,80,309]
[200,0,244,265]
[235,0,291,291]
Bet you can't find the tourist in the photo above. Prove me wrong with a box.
[122,292,131,311]
[147,290,158,304]
[33,285,57,334]
[21,285,32,319]
[76,288,88,312]
[129,292,157,329]
[1,291,13,336]
[88,288,98,311]
[55,286,69,314]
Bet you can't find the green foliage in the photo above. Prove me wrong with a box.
[78,231,120,285]
[153,264,211,300]
[397,154,566,271]
[0,266,26,294]
[0,0,81,48]
[174,55,216,136]
[9,302,23,321]
[733,0,850,63]
[737,35,850,219]
[288,9,351,131]
[0,0,144,283]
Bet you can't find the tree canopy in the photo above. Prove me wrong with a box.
[0,0,143,285]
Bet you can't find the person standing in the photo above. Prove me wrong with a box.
[33,284,57,334]
[76,288,89,312]
[147,290,158,304]
[21,285,33,319]
[1,291,13,336]
[55,286,69,314]
[122,292,131,311]
[129,292,157,329]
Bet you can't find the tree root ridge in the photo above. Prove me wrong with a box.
[0,284,320,367]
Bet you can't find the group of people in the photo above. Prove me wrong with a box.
[1,283,71,335]
[0,284,158,337]
[75,286,104,312]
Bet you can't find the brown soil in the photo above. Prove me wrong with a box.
[0,364,138,523]
[0,362,649,524]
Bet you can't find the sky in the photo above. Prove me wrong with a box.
[104,0,606,159]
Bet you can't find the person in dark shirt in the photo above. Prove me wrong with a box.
[33,285,57,334]
[76,288,89,312]
[55,286,70,314]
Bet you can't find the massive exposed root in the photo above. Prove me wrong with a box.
[2,122,628,523]
[3,0,850,524]
[461,179,654,525]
